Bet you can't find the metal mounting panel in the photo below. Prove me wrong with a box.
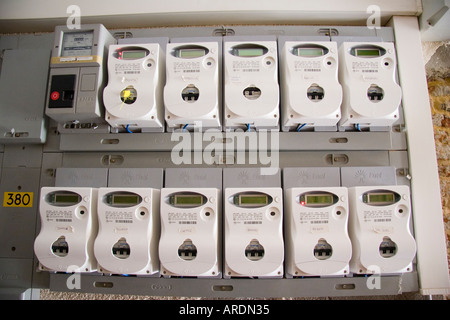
[1,23,446,298]
[48,271,418,298]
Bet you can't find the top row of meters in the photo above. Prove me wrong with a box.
[45,24,402,134]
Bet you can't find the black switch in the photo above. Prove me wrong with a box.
[48,74,76,108]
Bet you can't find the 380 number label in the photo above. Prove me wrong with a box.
[3,192,33,207]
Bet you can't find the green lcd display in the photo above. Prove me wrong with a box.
[355,48,381,57]
[177,48,206,58]
[305,194,333,205]
[299,193,334,207]
[171,194,204,207]
[122,50,147,60]
[236,48,264,57]
[105,193,141,207]
[111,194,140,205]
[366,193,395,204]
[234,194,269,207]
[294,47,324,57]
[53,193,81,205]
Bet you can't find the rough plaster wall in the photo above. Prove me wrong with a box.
[425,41,450,277]
[39,41,450,301]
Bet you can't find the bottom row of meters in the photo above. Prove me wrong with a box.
[34,185,417,278]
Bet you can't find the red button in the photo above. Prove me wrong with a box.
[51,91,60,100]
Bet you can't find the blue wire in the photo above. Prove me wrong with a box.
[356,123,361,131]
[126,124,133,133]
[296,123,307,132]
[182,124,189,132]
[246,123,251,132]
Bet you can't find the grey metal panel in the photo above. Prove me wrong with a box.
[0,48,50,144]
[282,167,341,189]
[39,152,63,188]
[0,258,33,291]
[223,167,281,188]
[58,131,406,152]
[0,152,2,183]
[340,166,397,187]
[17,33,54,50]
[0,35,19,52]
[42,120,62,153]
[108,168,163,188]
[279,151,391,168]
[0,168,41,259]
[2,144,43,168]
[2,24,421,299]
[48,271,417,298]
[165,167,222,188]
[388,151,412,187]
[54,167,108,187]
[57,151,392,170]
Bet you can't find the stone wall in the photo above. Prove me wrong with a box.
[425,41,450,271]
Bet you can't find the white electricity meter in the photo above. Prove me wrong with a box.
[347,185,416,274]
[280,41,342,132]
[93,188,160,276]
[34,187,98,273]
[224,188,284,278]
[163,42,221,131]
[224,40,280,131]
[338,42,402,131]
[159,188,221,278]
[45,24,115,132]
[284,187,352,277]
[103,43,165,132]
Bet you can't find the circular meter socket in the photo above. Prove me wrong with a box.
[52,236,69,257]
[112,237,131,259]
[243,86,261,100]
[120,86,137,104]
[182,85,200,103]
[178,239,197,261]
[379,236,397,258]
[307,84,325,102]
[367,84,384,102]
[313,239,332,260]
[245,239,265,261]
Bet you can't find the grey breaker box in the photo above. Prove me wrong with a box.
[0,49,51,144]
[1,23,448,299]
[45,24,116,133]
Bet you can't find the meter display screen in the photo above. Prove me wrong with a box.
[105,193,142,207]
[170,194,205,207]
[233,193,271,207]
[300,194,333,206]
[299,193,335,207]
[47,192,81,206]
[121,50,147,60]
[234,48,265,57]
[293,47,324,57]
[176,48,206,58]
[61,31,94,57]
[363,192,396,205]
[355,48,381,57]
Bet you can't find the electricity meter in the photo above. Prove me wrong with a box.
[338,42,402,131]
[164,42,221,131]
[224,40,280,131]
[34,187,98,272]
[103,43,165,132]
[280,41,342,132]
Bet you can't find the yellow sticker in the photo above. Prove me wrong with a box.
[3,192,33,208]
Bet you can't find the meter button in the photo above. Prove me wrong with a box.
[50,91,60,100]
